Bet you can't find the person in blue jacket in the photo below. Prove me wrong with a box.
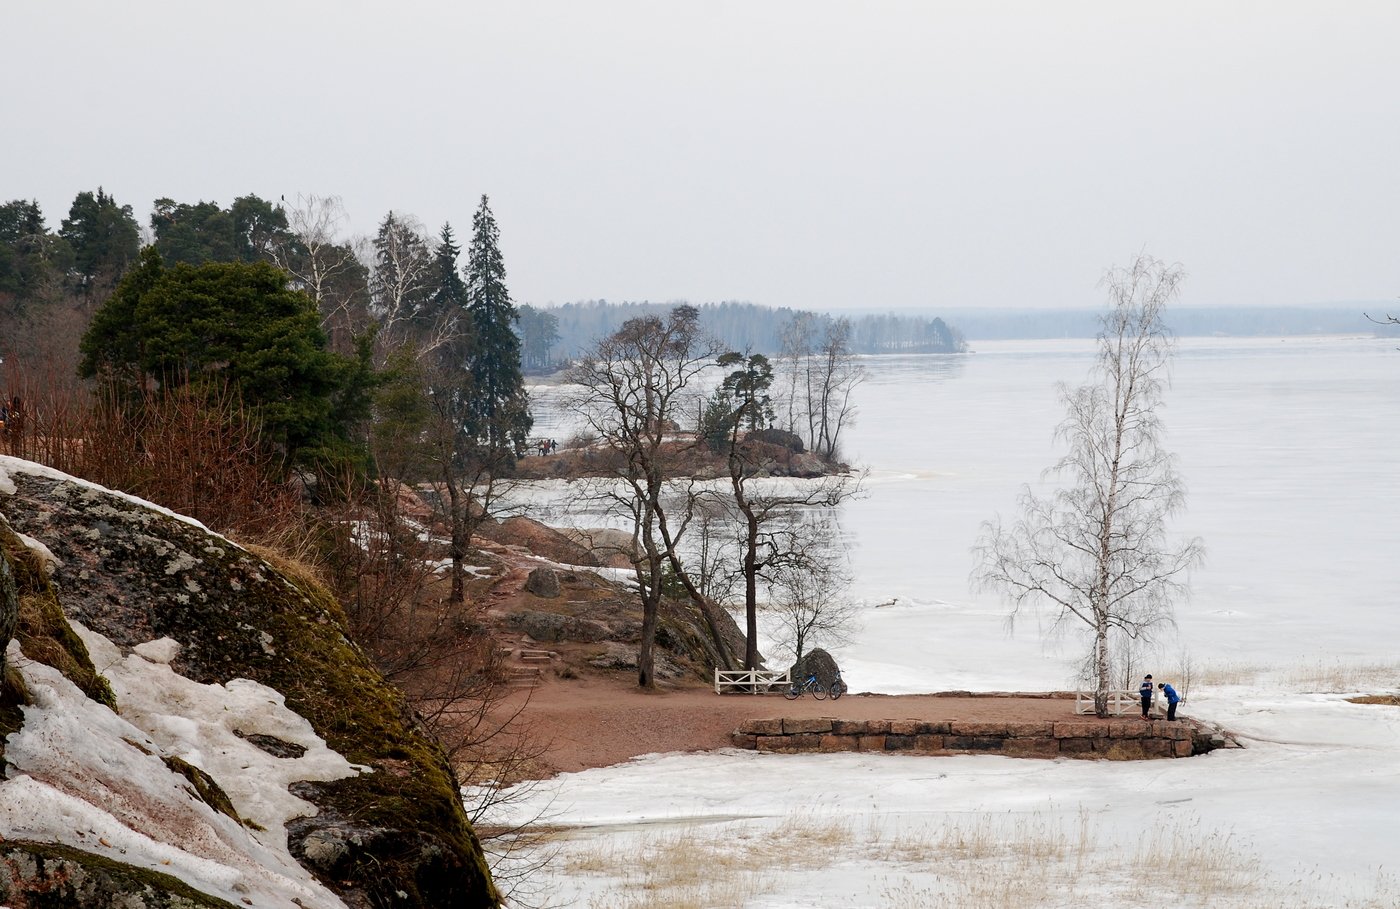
[1158,682,1181,721]
[1138,674,1154,718]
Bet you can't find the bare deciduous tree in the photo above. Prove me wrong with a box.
[763,520,861,666]
[713,352,862,670]
[566,306,736,686]
[776,315,864,459]
[272,193,369,352]
[973,254,1204,717]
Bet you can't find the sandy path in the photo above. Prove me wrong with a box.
[508,675,1086,778]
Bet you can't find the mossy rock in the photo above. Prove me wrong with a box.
[1,462,500,908]
[0,841,239,909]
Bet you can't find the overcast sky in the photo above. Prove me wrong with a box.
[7,1,1399,311]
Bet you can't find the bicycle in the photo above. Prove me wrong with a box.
[785,669,845,701]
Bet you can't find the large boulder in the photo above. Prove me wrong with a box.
[555,527,638,570]
[524,567,562,598]
[745,427,805,453]
[505,609,610,643]
[479,515,599,567]
[789,648,844,693]
[0,457,500,909]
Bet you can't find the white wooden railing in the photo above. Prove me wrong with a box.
[714,668,791,694]
[1075,690,1172,716]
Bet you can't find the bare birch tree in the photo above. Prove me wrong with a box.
[272,193,369,352]
[973,254,1204,717]
[763,519,860,666]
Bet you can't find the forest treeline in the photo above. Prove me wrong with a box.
[528,300,965,369]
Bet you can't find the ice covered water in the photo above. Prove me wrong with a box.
[529,335,1400,689]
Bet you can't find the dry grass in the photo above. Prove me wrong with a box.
[539,809,1398,909]
[1171,659,1400,694]
[1346,694,1400,707]
[1284,660,1400,693]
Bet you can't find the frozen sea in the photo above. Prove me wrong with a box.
[495,336,1400,908]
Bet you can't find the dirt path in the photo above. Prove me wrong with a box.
[508,674,1084,778]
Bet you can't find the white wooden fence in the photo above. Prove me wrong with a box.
[1075,689,1173,716]
[714,668,791,694]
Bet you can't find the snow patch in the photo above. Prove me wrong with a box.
[2,638,351,909]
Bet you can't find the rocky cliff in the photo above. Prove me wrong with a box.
[0,457,500,909]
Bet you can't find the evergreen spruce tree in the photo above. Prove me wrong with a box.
[464,195,531,455]
[426,223,469,335]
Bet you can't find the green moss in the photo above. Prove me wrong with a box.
[0,524,117,710]
[0,841,240,908]
[257,575,499,902]
[161,755,247,827]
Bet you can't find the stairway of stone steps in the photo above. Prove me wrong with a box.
[498,640,558,689]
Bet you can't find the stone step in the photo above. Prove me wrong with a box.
[519,650,554,663]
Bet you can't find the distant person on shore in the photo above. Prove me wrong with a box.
[549,438,557,454]
[1139,674,1154,718]
[1158,682,1181,721]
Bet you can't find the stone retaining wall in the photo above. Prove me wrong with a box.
[732,717,1210,760]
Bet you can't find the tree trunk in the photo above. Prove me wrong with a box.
[1093,611,1111,718]
[446,479,466,606]
[742,509,761,671]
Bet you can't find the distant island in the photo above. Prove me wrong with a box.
[517,300,967,371]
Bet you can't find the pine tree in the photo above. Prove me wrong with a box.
[60,187,140,298]
[464,196,531,455]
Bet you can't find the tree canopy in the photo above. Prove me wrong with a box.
[80,251,370,466]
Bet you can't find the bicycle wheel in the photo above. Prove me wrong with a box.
[784,684,801,700]
[829,681,843,700]
[812,683,827,700]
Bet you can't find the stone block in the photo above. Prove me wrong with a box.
[890,720,922,735]
[944,735,1004,752]
[1141,738,1175,758]
[1054,722,1108,739]
[755,737,791,753]
[1110,722,1149,738]
[1003,738,1061,759]
[738,718,783,736]
[949,721,1008,737]
[1174,739,1194,758]
[884,734,917,751]
[1005,722,1054,738]
[730,733,758,750]
[788,733,821,750]
[819,735,859,753]
[915,734,947,752]
[1094,739,1147,761]
[1171,724,1193,741]
[783,717,833,735]
[864,720,893,734]
[1058,737,1095,756]
[830,719,868,735]
[857,735,887,752]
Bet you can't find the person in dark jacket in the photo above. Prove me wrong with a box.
[1158,682,1181,721]
[1139,674,1154,718]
